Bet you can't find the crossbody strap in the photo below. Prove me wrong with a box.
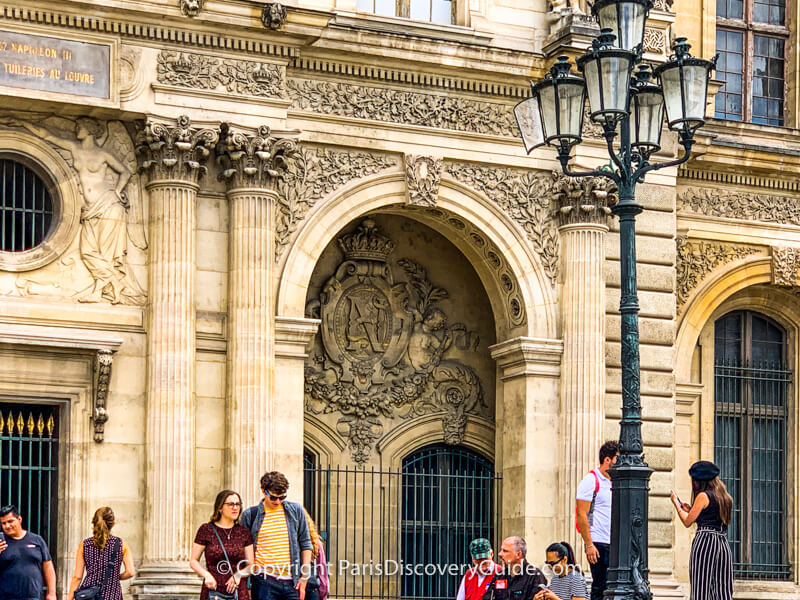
[211,526,239,600]
[102,539,119,582]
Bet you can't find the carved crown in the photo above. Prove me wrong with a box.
[338,220,394,262]
[170,54,193,73]
[252,66,274,83]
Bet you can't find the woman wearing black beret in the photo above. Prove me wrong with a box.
[671,461,734,600]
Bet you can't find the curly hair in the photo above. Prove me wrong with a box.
[76,117,105,140]
[260,471,289,495]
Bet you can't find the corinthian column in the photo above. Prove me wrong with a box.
[216,124,298,504]
[555,176,613,552]
[132,116,218,600]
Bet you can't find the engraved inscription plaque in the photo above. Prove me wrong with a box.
[0,30,110,99]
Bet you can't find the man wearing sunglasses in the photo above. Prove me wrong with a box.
[241,472,313,600]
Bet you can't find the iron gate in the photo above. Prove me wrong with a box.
[0,402,59,558]
[305,446,501,600]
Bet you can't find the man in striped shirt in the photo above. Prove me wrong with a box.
[241,472,313,600]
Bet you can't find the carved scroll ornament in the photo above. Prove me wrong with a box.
[678,186,800,225]
[274,147,397,260]
[676,236,760,308]
[157,50,287,99]
[305,220,486,463]
[446,163,561,286]
[286,79,518,137]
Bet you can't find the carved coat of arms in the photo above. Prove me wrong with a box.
[305,220,486,463]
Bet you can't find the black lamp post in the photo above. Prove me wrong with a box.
[514,11,716,600]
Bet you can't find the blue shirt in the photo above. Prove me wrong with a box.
[0,532,52,600]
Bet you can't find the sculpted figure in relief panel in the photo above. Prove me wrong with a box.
[0,116,147,305]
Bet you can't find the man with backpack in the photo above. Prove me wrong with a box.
[576,441,620,600]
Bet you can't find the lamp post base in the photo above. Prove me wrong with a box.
[604,461,654,600]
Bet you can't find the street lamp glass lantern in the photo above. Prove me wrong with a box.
[577,30,635,126]
[591,0,651,51]
[514,93,545,154]
[654,38,716,135]
[630,64,664,153]
[532,55,586,150]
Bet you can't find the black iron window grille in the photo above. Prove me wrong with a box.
[304,445,501,600]
[0,402,59,561]
[714,311,791,580]
[0,159,55,253]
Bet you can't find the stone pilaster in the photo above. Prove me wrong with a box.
[216,124,298,504]
[132,116,218,600]
[554,176,613,552]
[489,337,563,553]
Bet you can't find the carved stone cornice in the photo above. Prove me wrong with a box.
[405,155,442,207]
[445,163,561,286]
[136,116,218,185]
[157,51,287,99]
[554,175,616,227]
[274,147,398,260]
[216,123,298,191]
[678,186,800,225]
[772,246,800,287]
[286,79,519,137]
[676,236,761,308]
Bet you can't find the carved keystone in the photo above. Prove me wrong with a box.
[405,155,443,207]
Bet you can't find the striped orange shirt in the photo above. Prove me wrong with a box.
[255,504,292,577]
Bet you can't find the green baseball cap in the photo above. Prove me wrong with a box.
[469,538,492,559]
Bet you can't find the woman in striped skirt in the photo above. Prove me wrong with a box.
[671,460,734,600]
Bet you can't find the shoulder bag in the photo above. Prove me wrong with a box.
[75,539,119,600]
[208,526,239,600]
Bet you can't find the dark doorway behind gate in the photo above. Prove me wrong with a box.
[305,444,500,600]
[0,401,59,560]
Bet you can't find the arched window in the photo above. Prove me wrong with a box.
[401,444,497,598]
[714,311,790,579]
[0,158,55,253]
[303,447,319,524]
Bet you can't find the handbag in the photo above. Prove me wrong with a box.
[209,526,239,600]
[75,539,119,600]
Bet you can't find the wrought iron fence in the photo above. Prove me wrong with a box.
[714,359,791,580]
[0,402,59,559]
[305,455,501,600]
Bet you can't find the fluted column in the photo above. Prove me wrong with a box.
[216,124,298,505]
[132,116,218,600]
[555,176,613,552]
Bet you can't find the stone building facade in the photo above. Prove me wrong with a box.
[0,0,797,599]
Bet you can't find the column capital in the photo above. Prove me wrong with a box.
[216,123,299,192]
[554,173,616,228]
[135,115,218,185]
[489,336,563,379]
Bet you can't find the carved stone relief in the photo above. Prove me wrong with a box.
[305,219,489,463]
[286,79,518,137]
[262,3,288,29]
[446,163,561,286]
[0,115,147,305]
[179,0,203,17]
[651,0,674,11]
[772,246,800,287]
[92,350,113,443]
[401,205,528,328]
[135,115,218,184]
[678,186,800,225]
[643,28,667,55]
[405,155,442,207]
[676,236,761,308]
[274,147,397,260]
[157,50,287,99]
[216,123,298,191]
[120,46,145,102]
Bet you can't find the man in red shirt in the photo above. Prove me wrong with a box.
[456,538,501,600]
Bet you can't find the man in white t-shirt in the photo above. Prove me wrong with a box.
[576,441,619,600]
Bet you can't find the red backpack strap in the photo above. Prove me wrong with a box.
[593,470,600,493]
